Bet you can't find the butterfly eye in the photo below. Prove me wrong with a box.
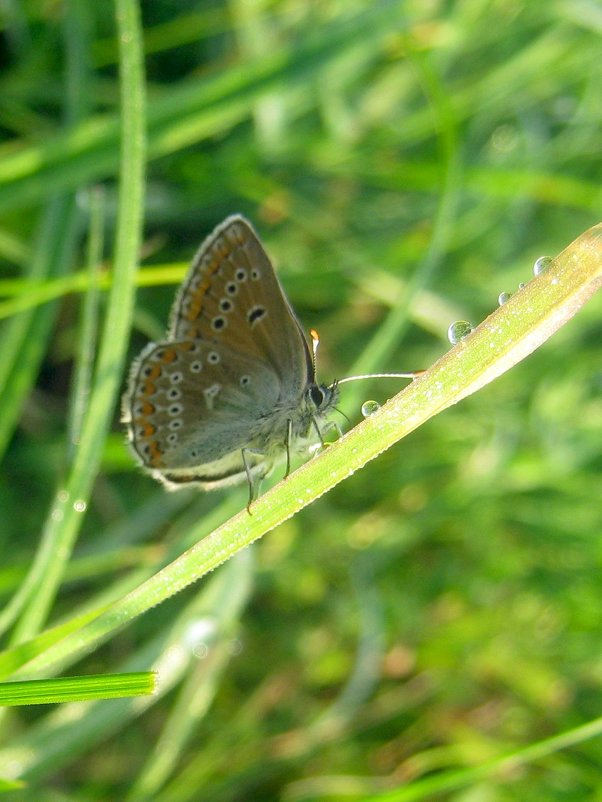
[309,384,325,408]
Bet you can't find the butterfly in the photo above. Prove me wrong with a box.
[122,215,339,507]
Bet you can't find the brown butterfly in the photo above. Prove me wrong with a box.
[122,215,338,506]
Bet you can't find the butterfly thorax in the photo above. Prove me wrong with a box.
[249,381,339,457]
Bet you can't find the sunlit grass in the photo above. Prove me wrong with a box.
[0,1,601,800]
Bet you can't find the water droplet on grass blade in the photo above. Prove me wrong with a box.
[533,255,553,276]
[361,400,381,417]
[447,320,473,344]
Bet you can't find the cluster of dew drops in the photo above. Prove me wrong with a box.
[361,317,476,416]
[446,254,553,346]
[360,255,553,418]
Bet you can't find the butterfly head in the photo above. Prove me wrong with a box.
[306,380,339,418]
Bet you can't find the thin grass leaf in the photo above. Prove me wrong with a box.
[0,552,252,783]
[5,0,146,644]
[0,672,155,706]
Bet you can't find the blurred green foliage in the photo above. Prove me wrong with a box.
[0,0,601,800]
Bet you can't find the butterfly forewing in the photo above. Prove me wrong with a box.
[168,216,313,395]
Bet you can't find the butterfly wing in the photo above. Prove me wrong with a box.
[168,215,314,397]
[123,215,320,492]
[123,338,283,483]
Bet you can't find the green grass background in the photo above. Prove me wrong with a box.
[1,1,601,799]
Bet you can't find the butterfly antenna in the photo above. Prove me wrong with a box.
[310,328,321,377]
[336,370,424,385]
[311,328,424,388]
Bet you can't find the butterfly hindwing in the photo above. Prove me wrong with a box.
[123,338,283,472]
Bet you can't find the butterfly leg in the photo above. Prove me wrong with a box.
[242,448,265,514]
[310,415,326,448]
[323,419,343,439]
[284,418,293,479]
[310,416,342,448]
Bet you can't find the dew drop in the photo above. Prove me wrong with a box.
[498,291,511,306]
[228,638,243,656]
[518,282,526,289]
[447,320,473,344]
[361,400,381,417]
[194,643,210,659]
[73,500,87,513]
[533,255,553,276]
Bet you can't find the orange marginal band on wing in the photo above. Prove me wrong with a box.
[147,440,164,466]
[184,238,237,322]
